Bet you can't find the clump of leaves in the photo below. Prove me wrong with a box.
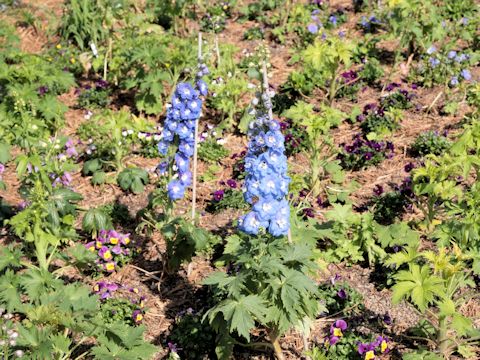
[198,138,229,163]
[206,188,248,213]
[318,281,364,316]
[117,167,149,194]
[338,135,394,171]
[387,245,479,358]
[204,225,322,359]
[168,308,217,360]
[410,130,451,157]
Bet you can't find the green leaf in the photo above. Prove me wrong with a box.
[451,314,473,337]
[0,142,11,163]
[92,171,107,185]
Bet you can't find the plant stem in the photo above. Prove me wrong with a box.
[437,317,449,356]
[268,329,285,360]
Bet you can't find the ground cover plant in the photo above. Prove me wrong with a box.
[0,0,479,359]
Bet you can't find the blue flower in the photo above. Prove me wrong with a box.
[179,141,194,157]
[179,171,192,186]
[329,15,337,26]
[461,69,472,81]
[253,198,279,221]
[238,211,261,235]
[268,211,289,237]
[450,76,459,86]
[197,80,208,96]
[455,53,468,63]
[176,124,191,139]
[426,45,436,55]
[158,76,208,201]
[174,153,190,173]
[157,161,168,175]
[176,82,195,100]
[157,141,169,155]
[447,50,457,59]
[428,57,440,68]
[167,180,185,200]
[239,118,290,237]
[307,23,318,34]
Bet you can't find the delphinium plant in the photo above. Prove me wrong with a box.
[138,34,219,274]
[203,63,321,360]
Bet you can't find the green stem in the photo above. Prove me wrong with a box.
[437,317,449,356]
[268,329,285,360]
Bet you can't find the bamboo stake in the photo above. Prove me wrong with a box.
[191,32,202,225]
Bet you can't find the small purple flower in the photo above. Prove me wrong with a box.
[307,23,319,34]
[0,163,4,175]
[329,15,337,26]
[168,342,179,353]
[226,179,237,188]
[132,309,143,324]
[337,288,347,299]
[330,274,341,285]
[38,86,48,96]
[303,208,314,218]
[461,69,472,81]
[373,184,384,196]
[429,57,440,68]
[213,189,224,201]
[426,45,436,55]
[447,50,457,59]
[364,152,373,160]
[404,162,415,173]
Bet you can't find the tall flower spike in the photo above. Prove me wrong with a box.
[238,61,290,237]
[157,33,208,203]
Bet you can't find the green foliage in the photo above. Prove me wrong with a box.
[385,0,447,57]
[79,110,154,181]
[59,0,131,50]
[82,207,114,236]
[6,141,81,270]
[162,217,220,273]
[301,37,354,102]
[207,188,248,213]
[283,101,345,197]
[77,86,111,109]
[91,322,157,359]
[387,245,478,357]
[198,138,229,163]
[317,282,364,317]
[315,204,419,265]
[106,32,196,114]
[0,52,75,148]
[117,167,149,194]
[359,108,402,136]
[0,259,156,359]
[359,58,384,85]
[168,310,217,360]
[410,130,451,157]
[100,298,139,326]
[204,228,322,358]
